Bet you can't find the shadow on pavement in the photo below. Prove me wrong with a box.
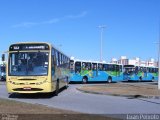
[8,86,67,99]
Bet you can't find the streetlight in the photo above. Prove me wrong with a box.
[153,20,160,90]
[97,25,106,62]
[158,21,160,90]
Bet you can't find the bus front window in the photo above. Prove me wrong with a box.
[9,52,49,76]
[75,62,81,74]
[124,67,135,75]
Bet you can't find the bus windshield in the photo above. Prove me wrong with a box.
[124,67,135,75]
[75,62,81,74]
[9,52,49,76]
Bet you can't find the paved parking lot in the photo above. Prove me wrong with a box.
[0,81,160,116]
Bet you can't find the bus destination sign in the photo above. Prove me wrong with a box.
[9,44,49,51]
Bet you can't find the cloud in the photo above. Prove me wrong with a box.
[12,22,38,28]
[12,11,88,28]
[65,11,88,19]
[42,18,60,24]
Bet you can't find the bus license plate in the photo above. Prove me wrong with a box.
[23,87,31,90]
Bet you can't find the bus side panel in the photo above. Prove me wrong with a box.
[88,71,107,82]
[70,73,83,82]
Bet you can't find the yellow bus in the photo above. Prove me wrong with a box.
[6,42,70,95]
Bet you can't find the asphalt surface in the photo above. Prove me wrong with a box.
[1,82,160,114]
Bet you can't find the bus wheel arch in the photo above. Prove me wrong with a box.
[107,76,112,83]
[82,76,88,84]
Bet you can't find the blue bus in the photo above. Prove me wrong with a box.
[123,65,158,81]
[146,66,158,81]
[70,59,124,83]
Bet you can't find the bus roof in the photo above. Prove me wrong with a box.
[72,59,123,65]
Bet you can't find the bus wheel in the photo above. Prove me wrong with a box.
[55,79,59,96]
[139,77,142,82]
[107,77,112,83]
[82,76,88,84]
[65,76,69,89]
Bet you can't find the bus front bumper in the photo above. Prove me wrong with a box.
[7,81,52,94]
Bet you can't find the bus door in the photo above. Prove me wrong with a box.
[92,63,98,78]
[143,67,147,80]
[139,67,144,80]
[152,68,158,80]
[116,65,122,79]
[69,61,81,81]
[114,64,120,81]
[70,60,74,73]
[75,61,81,74]
[98,63,105,80]
[155,68,158,80]
[81,62,91,76]
[115,65,120,77]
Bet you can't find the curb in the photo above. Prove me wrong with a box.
[76,88,160,99]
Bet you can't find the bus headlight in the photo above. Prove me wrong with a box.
[8,81,17,85]
[36,80,47,85]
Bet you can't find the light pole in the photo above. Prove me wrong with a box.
[98,25,106,62]
[158,21,160,90]
[153,20,160,90]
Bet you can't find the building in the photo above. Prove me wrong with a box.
[118,56,129,65]
[110,56,158,67]
[111,58,118,64]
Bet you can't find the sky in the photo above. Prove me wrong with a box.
[0,0,160,62]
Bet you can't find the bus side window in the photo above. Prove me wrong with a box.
[120,65,122,72]
[135,66,138,73]
[70,60,74,72]
[116,65,119,71]
[98,64,102,71]
[143,67,147,73]
[113,65,116,71]
[51,49,55,75]
[88,63,91,70]
[150,68,152,73]
[102,64,107,71]
[92,63,97,70]
[139,67,143,72]
[51,56,55,75]
[82,62,86,70]
[85,63,88,70]
[56,51,60,66]
[153,68,156,73]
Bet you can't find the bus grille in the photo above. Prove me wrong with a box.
[13,88,43,91]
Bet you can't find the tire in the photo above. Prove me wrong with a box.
[107,76,112,83]
[1,76,5,81]
[82,76,88,84]
[65,77,69,89]
[55,80,59,96]
[139,76,142,82]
